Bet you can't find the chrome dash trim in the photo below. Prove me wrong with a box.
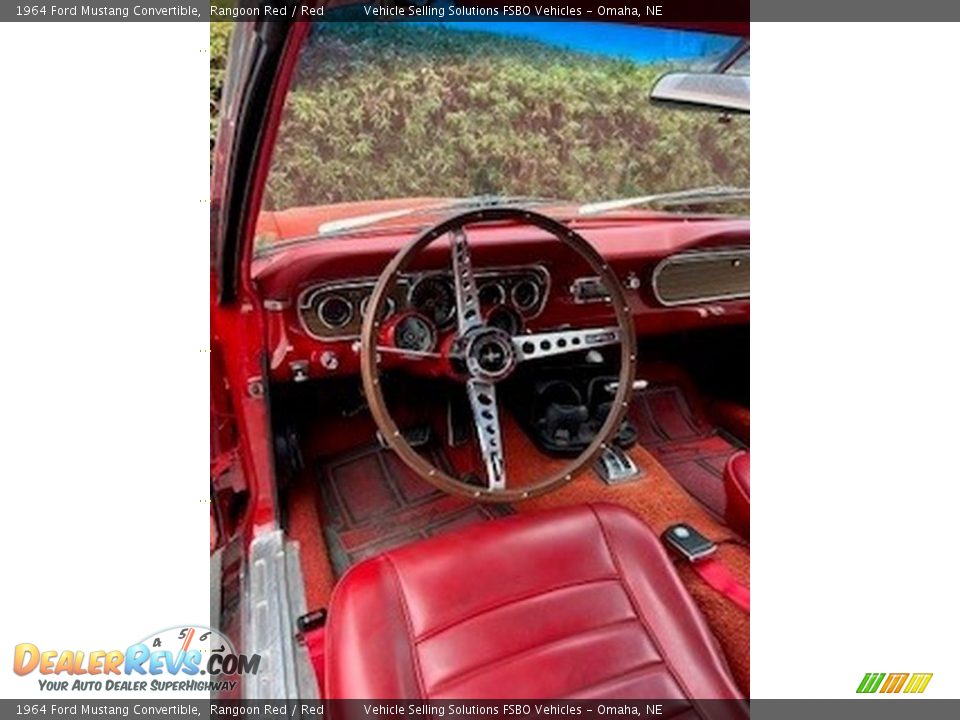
[296,264,551,342]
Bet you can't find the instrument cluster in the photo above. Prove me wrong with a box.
[297,266,549,340]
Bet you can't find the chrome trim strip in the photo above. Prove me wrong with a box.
[297,278,411,343]
[514,326,621,362]
[651,247,750,307]
[298,278,405,311]
[245,531,316,700]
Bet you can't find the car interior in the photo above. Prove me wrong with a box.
[212,17,750,707]
[254,204,750,701]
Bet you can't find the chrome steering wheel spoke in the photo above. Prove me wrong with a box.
[450,229,483,334]
[513,326,621,362]
[466,379,506,490]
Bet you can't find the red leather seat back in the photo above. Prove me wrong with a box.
[326,503,745,704]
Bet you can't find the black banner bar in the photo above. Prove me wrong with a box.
[1,0,745,23]
[5,700,960,719]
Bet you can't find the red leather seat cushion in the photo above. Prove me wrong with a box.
[723,452,750,537]
[326,503,744,702]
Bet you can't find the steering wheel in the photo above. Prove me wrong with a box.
[360,208,637,502]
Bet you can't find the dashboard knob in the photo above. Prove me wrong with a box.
[290,361,309,383]
[320,351,339,371]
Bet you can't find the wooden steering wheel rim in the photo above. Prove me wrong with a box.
[359,207,637,503]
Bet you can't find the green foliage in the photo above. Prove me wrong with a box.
[210,22,233,147]
[260,23,749,209]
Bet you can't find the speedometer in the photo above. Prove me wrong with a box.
[409,276,456,327]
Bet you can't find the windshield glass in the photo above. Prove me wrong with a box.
[257,17,749,251]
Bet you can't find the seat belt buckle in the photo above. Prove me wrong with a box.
[662,523,717,563]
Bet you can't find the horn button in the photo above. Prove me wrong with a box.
[462,327,517,382]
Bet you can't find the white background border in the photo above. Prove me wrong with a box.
[0,22,210,698]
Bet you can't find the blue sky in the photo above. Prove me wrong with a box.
[432,21,737,64]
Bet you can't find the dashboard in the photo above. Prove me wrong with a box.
[252,216,750,382]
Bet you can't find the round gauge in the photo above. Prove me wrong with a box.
[511,278,542,312]
[409,276,456,327]
[487,305,523,335]
[479,281,506,306]
[359,294,396,321]
[394,314,437,353]
[317,294,353,328]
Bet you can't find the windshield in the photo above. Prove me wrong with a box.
[257,17,749,251]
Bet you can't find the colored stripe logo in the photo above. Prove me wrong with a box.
[857,672,932,694]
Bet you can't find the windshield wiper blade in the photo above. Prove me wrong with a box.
[317,203,449,237]
[577,186,749,216]
[317,195,557,237]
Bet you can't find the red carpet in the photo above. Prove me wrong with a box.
[285,473,337,611]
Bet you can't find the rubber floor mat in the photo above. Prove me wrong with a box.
[317,444,511,575]
[629,384,744,517]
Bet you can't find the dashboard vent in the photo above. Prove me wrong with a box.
[653,249,749,306]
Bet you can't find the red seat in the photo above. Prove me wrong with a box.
[723,452,750,537]
[325,503,745,703]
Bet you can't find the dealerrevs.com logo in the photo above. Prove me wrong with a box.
[13,625,259,693]
[857,672,933,694]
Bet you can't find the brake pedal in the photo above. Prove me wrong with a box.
[377,424,433,449]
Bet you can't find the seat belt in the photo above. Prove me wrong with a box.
[296,609,328,691]
[691,556,750,612]
[662,524,750,612]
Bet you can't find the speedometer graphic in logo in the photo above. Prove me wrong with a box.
[133,624,254,677]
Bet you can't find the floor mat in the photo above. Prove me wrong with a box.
[317,444,511,576]
[630,383,744,518]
